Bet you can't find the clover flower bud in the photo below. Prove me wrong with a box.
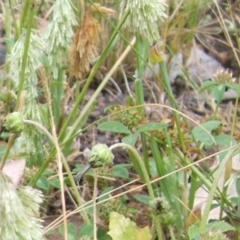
[212,69,235,83]
[4,112,24,133]
[0,90,16,104]
[75,144,114,184]
[89,144,114,168]
[149,197,175,226]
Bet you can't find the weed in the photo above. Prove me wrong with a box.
[0,0,240,240]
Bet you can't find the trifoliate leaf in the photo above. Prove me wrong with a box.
[192,121,221,146]
[122,133,139,146]
[98,121,131,134]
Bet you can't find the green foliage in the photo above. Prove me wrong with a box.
[188,221,234,240]
[192,120,222,146]
[59,223,77,240]
[105,104,146,130]
[36,176,50,190]
[112,165,130,179]
[122,132,139,146]
[98,121,131,134]
[108,212,152,240]
[1,0,240,239]
[133,194,151,205]
[136,122,168,133]
[79,223,94,238]
[98,120,168,147]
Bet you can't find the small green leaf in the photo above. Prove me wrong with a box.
[214,134,235,146]
[0,132,10,140]
[49,178,61,188]
[84,201,94,215]
[108,212,151,240]
[219,146,231,161]
[98,228,112,240]
[207,221,235,232]
[98,187,114,201]
[59,223,76,240]
[188,224,202,240]
[67,223,77,236]
[122,133,139,146]
[112,165,129,179]
[42,168,55,176]
[133,194,151,205]
[37,176,50,190]
[136,122,168,133]
[226,83,240,96]
[192,120,221,146]
[212,85,225,103]
[98,121,131,134]
[73,163,86,173]
[200,81,219,92]
[79,223,94,237]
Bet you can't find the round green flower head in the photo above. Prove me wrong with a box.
[0,90,16,104]
[89,144,114,168]
[4,112,24,133]
[149,197,175,225]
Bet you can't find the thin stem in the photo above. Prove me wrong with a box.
[8,0,20,39]
[45,79,68,239]
[0,133,17,170]
[43,178,139,234]
[169,226,177,240]
[43,145,239,234]
[40,69,90,223]
[16,1,35,108]
[200,146,236,232]
[24,119,90,223]
[93,169,98,240]
[150,137,182,228]
[58,10,130,143]
[62,36,135,145]
[109,143,163,240]
[134,37,150,174]
[20,0,32,30]
[159,61,186,153]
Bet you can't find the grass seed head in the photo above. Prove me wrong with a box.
[119,0,168,44]
[0,174,44,240]
[212,69,235,83]
[70,3,114,79]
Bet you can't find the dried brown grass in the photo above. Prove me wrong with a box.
[69,3,114,79]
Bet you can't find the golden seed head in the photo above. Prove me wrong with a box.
[212,69,235,83]
[69,4,114,79]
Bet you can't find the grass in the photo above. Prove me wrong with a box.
[0,0,240,239]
